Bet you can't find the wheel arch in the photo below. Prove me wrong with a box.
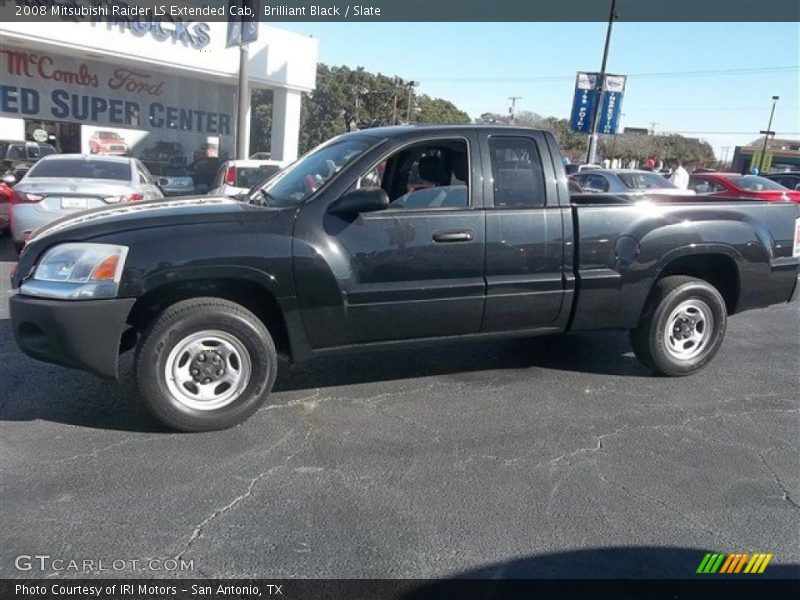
[651,248,741,316]
[126,276,293,360]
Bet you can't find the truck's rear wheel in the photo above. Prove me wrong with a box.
[135,298,276,431]
[630,276,727,376]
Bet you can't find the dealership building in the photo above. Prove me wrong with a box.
[0,18,318,164]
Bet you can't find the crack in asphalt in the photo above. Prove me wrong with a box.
[53,435,160,463]
[756,452,800,510]
[173,429,315,563]
[595,472,737,546]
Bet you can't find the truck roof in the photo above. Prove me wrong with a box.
[349,124,550,138]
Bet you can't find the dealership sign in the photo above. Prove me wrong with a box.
[569,72,626,135]
[0,47,233,136]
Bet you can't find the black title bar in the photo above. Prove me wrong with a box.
[3,578,800,600]
[1,0,799,22]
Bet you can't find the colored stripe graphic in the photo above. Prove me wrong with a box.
[697,553,727,573]
[697,552,772,574]
[733,552,750,573]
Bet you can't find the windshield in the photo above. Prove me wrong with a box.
[728,176,787,191]
[237,165,281,189]
[259,137,374,206]
[37,144,56,157]
[617,172,677,190]
[99,132,121,140]
[27,158,131,181]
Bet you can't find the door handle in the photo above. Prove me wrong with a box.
[433,229,474,243]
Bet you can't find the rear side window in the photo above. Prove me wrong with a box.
[7,145,25,160]
[489,136,545,208]
[27,158,132,181]
[618,172,676,190]
[578,173,610,192]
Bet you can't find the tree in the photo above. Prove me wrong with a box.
[413,95,470,125]
[248,63,473,155]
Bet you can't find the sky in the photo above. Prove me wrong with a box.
[274,21,800,159]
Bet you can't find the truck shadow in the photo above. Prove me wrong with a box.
[397,547,799,594]
[0,323,649,432]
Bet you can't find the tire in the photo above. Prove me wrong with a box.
[135,298,277,432]
[630,276,727,377]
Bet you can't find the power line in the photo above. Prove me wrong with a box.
[417,65,798,84]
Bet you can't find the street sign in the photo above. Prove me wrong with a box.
[569,72,598,134]
[569,72,626,135]
[597,74,626,135]
[751,151,773,172]
[226,0,259,48]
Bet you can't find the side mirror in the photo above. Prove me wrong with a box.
[2,173,16,187]
[329,187,389,216]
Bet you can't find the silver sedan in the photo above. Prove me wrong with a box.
[571,169,695,196]
[10,154,163,251]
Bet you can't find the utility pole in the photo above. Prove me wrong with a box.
[405,81,419,123]
[508,96,522,125]
[586,0,617,164]
[757,95,779,172]
[648,122,659,135]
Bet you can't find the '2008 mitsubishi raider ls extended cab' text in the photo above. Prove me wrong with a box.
[10,126,800,431]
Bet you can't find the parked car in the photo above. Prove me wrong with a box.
[0,175,14,232]
[564,163,602,175]
[88,131,130,156]
[142,161,195,196]
[763,172,800,191]
[208,159,286,198]
[140,141,186,165]
[1,140,58,181]
[571,169,695,196]
[9,126,800,431]
[688,172,800,203]
[9,154,163,251]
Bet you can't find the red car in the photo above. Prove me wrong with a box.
[688,172,800,203]
[88,131,130,156]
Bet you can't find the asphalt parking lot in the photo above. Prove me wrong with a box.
[0,232,798,579]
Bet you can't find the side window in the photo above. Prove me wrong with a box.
[488,136,546,208]
[7,145,25,160]
[360,139,470,210]
[583,174,609,192]
[137,162,153,184]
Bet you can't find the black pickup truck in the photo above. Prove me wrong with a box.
[10,126,800,431]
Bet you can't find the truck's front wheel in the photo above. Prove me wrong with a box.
[630,276,727,376]
[135,298,277,431]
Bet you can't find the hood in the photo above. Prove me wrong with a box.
[16,178,134,196]
[25,196,278,248]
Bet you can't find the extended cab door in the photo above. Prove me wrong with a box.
[294,133,486,348]
[480,132,568,332]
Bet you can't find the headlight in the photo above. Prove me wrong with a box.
[20,243,129,300]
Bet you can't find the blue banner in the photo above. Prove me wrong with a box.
[570,72,626,135]
[569,72,597,134]
[597,74,626,135]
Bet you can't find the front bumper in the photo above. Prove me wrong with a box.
[10,295,136,379]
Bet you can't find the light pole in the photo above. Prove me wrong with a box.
[586,0,618,164]
[235,42,249,159]
[757,95,779,172]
